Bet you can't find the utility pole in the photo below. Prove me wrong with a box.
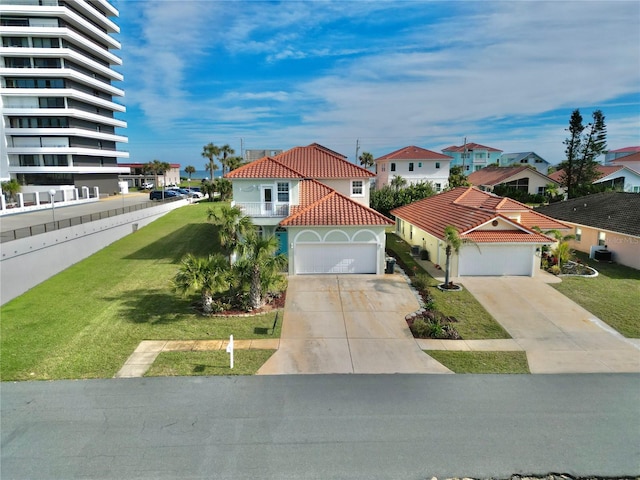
[355,139,360,165]
[240,138,244,162]
[462,136,467,172]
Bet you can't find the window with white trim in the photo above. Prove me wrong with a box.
[277,182,289,202]
[435,183,442,192]
[351,180,363,196]
[575,227,582,242]
[598,231,606,246]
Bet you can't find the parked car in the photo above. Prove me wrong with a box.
[149,189,180,200]
[168,188,202,198]
[183,188,204,198]
[140,182,153,189]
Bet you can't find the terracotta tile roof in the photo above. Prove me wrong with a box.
[375,146,453,161]
[273,144,374,179]
[611,151,640,163]
[535,192,640,237]
[225,156,303,179]
[281,180,393,227]
[467,166,558,186]
[442,142,503,153]
[391,187,568,243]
[609,146,640,153]
[547,165,625,183]
[463,229,554,243]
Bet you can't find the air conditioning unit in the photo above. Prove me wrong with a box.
[411,245,420,256]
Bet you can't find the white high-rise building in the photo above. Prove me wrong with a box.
[0,0,129,196]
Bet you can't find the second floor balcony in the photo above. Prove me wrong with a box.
[234,202,290,218]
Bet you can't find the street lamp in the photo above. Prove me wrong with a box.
[48,188,56,224]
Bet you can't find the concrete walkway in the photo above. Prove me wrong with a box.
[257,275,453,374]
[415,257,640,374]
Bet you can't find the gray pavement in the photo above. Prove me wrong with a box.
[2,374,639,479]
[257,275,453,374]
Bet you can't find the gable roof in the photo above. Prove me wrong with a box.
[391,187,568,243]
[376,146,453,161]
[608,146,640,154]
[442,142,503,153]
[280,179,393,227]
[535,192,640,237]
[226,143,374,179]
[500,152,550,164]
[467,166,558,187]
[611,151,640,164]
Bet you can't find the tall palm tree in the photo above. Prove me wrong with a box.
[144,159,171,197]
[235,231,287,310]
[226,155,243,173]
[202,142,220,181]
[441,225,478,287]
[358,151,374,170]
[207,205,254,263]
[390,175,407,192]
[219,144,235,175]
[173,253,230,314]
[184,165,196,189]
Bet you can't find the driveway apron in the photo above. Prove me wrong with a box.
[257,275,452,375]
[460,276,640,373]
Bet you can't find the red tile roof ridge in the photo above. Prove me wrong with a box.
[225,155,305,179]
[375,145,453,161]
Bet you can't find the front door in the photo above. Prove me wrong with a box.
[275,228,288,256]
[261,186,273,215]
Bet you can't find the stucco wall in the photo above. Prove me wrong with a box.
[1,200,186,305]
[320,179,370,206]
[567,223,640,270]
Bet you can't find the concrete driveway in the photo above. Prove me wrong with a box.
[461,275,640,373]
[257,275,452,375]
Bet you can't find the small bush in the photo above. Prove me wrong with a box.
[411,274,431,292]
[409,316,461,340]
[549,265,561,275]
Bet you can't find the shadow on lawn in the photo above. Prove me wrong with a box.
[106,289,196,325]
[125,223,222,263]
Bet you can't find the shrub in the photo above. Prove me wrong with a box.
[411,274,430,292]
[549,265,561,275]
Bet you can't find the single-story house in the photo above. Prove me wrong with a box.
[467,165,560,196]
[548,164,640,193]
[535,192,640,270]
[226,143,394,275]
[391,187,569,277]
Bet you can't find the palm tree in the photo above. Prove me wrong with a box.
[235,231,287,310]
[226,155,243,173]
[184,165,196,189]
[207,205,254,263]
[1,179,21,204]
[214,177,232,201]
[201,180,216,202]
[144,159,170,197]
[173,253,230,314]
[202,142,220,181]
[541,229,576,269]
[390,175,407,192]
[358,151,374,170]
[441,225,478,288]
[219,144,235,175]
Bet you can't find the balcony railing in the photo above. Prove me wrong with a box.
[234,202,289,217]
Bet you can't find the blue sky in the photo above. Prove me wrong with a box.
[112,0,640,168]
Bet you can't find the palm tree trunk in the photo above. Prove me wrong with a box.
[250,266,261,310]
[444,246,451,286]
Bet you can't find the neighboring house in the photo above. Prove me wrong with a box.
[535,192,640,270]
[467,166,560,196]
[610,152,640,174]
[375,146,452,191]
[118,163,181,188]
[226,143,394,275]
[548,165,640,193]
[499,152,551,175]
[442,142,503,173]
[604,146,640,165]
[391,187,569,277]
[244,149,283,163]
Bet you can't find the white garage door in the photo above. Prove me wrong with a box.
[295,244,377,274]
[458,245,534,276]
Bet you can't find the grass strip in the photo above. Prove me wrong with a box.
[145,350,275,376]
[426,350,530,374]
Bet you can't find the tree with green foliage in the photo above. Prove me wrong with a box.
[358,151,375,169]
[201,180,216,202]
[235,231,287,310]
[1,178,21,203]
[173,253,230,314]
[219,144,235,175]
[184,165,196,183]
[202,142,220,181]
[371,181,436,218]
[390,175,407,192]
[447,165,470,189]
[144,159,171,196]
[558,109,607,199]
[214,177,233,201]
[442,225,462,287]
[207,204,254,264]
[226,155,243,172]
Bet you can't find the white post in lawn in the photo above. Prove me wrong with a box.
[226,335,234,369]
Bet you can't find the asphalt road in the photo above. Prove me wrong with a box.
[2,374,639,479]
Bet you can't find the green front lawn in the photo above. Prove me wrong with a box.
[1,203,281,381]
[426,351,530,374]
[551,251,640,338]
[385,233,510,339]
[146,350,276,376]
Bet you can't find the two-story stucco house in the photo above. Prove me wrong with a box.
[375,146,452,191]
[442,142,503,172]
[226,143,394,275]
